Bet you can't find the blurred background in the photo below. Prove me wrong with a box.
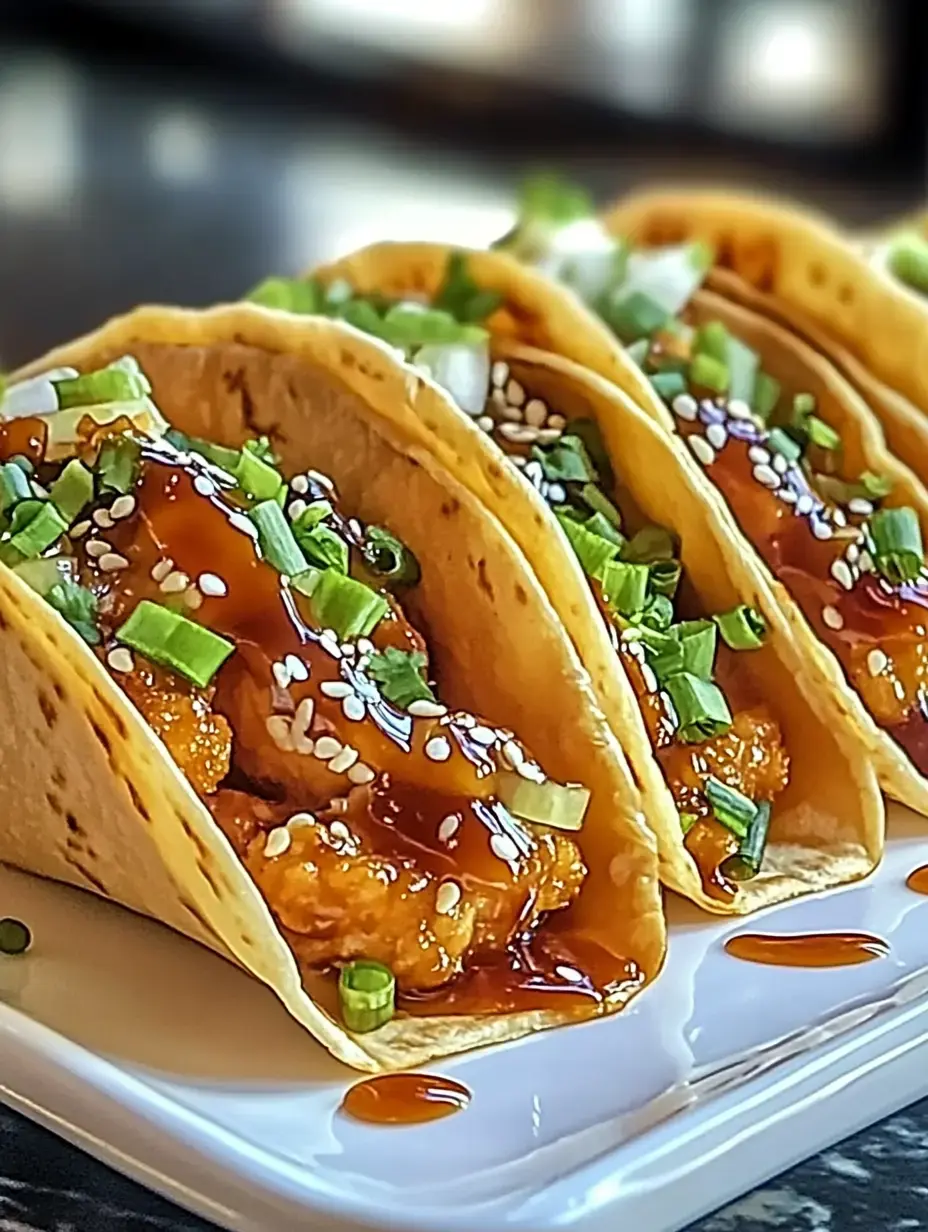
[0,0,924,367]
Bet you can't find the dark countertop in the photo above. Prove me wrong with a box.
[1,28,927,1232]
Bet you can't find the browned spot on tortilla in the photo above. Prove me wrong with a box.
[439,498,460,517]
[809,262,826,287]
[51,767,66,788]
[125,779,151,821]
[838,283,854,304]
[89,717,111,755]
[19,640,44,671]
[67,856,108,894]
[0,611,8,630]
[37,689,58,728]
[476,559,494,599]
[487,461,503,481]
[514,583,528,605]
[45,791,62,816]
[223,366,265,437]
[180,818,211,861]
[98,694,128,740]
[340,349,357,371]
[197,857,221,897]
[179,896,221,940]
[65,812,85,836]
[53,680,65,702]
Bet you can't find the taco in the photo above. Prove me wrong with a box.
[0,304,667,1071]
[242,268,883,911]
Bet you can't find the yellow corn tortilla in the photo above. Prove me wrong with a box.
[1,303,666,1071]
[314,251,885,908]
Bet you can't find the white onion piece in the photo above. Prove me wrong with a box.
[535,218,619,302]
[45,399,169,459]
[413,341,491,418]
[0,367,79,421]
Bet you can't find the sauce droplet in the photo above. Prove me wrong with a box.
[724,931,890,968]
[340,1073,471,1125]
[907,865,928,895]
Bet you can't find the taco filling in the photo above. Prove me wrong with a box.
[0,358,640,1029]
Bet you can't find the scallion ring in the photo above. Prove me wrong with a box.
[338,960,396,1033]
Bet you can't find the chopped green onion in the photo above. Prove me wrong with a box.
[246,276,324,313]
[249,499,309,577]
[680,812,699,836]
[535,435,597,484]
[497,774,590,832]
[568,419,614,490]
[381,305,486,348]
[290,567,323,598]
[767,428,802,465]
[46,580,100,645]
[622,525,676,564]
[793,392,816,418]
[13,556,74,596]
[292,499,332,530]
[714,605,767,650]
[97,436,141,494]
[726,336,760,404]
[693,320,729,362]
[583,511,625,548]
[600,289,669,344]
[664,673,733,743]
[8,502,68,559]
[53,359,150,409]
[0,917,31,956]
[234,441,284,503]
[704,775,758,840]
[166,429,240,473]
[676,619,717,679]
[752,371,781,420]
[862,471,894,500]
[869,506,924,584]
[338,960,396,1033]
[0,461,31,512]
[641,628,684,682]
[887,232,928,294]
[116,600,235,688]
[361,526,421,586]
[297,523,349,575]
[640,592,674,630]
[599,560,649,617]
[648,560,682,597]
[512,172,595,227]
[366,647,434,708]
[650,371,687,400]
[806,415,841,451]
[580,482,623,531]
[7,455,34,475]
[49,459,94,522]
[433,251,504,324]
[557,512,620,579]
[611,242,712,326]
[626,338,650,368]
[310,569,388,640]
[689,353,728,394]
[720,801,772,880]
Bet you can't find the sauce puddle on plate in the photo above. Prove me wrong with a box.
[341,1074,471,1125]
[724,931,890,968]
[906,865,928,895]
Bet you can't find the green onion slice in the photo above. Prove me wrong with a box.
[868,506,924,584]
[622,525,676,564]
[535,435,597,484]
[361,526,421,586]
[13,556,74,596]
[599,560,649,617]
[246,276,324,313]
[720,801,773,881]
[366,647,434,708]
[650,371,687,401]
[53,358,151,409]
[640,592,675,630]
[766,428,802,465]
[680,812,699,836]
[806,415,841,451]
[580,482,623,531]
[676,619,717,679]
[97,436,142,494]
[338,960,396,1034]
[166,429,241,474]
[704,775,757,840]
[116,600,235,688]
[249,499,309,577]
[0,917,32,956]
[582,511,625,548]
[714,604,767,650]
[497,774,590,832]
[46,580,100,645]
[0,461,31,512]
[234,441,284,503]
[664,673,733,743]
[49,459,94,522]
[751,371,781,420]
[689,353,729,394]
[640,628,684,682]
[648,559,682,598]
[310,569,388,640]
[887,232,928,294]
[9,502,68,559]
[297,523,349,575]
[557,513,620,580]
[433,251,504,324]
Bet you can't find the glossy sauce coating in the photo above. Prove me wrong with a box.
[906,864,928,895]
[725,931,890,967]
[340,1073,471,1124]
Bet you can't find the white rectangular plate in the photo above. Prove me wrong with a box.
[2,803,928,1232]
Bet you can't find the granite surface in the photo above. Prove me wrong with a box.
[4,1095,928,1231]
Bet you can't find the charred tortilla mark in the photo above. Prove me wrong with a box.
[178,813,210,859]
[476,559,494,599]
[179,897,220,939]
[487,461,503,481]
[51,767,66,788]
[0,611,8,630]
[65,812,85,836]
[838,283,854,305]
[439,498,460,517]
[69,858,108,894]
[196,857,221,897]
[89,717,112,756]
[37,690,58,728]
[809,262,826,287]
[98,695,128,740]
[53,681,65,702]
[514,583,529,605]
[45,791,63,815]
[125,779,151,821]
[19,640,44,671]
[223,366,266,437]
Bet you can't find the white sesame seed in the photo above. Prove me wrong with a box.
[830,559,854,591]
[106,647,134,674]
[229,512,258,539]
[454,712,476,729]
[689,435,715,466]
[867,648,889,677]
[832,508,848,528]
[293,696,315,736]
[727,399,753,420]
[85,539,111,558]
[321,680,353,699]
[291,474,309,495]
[523,460,544,486]
[748,445,771,466]
[438,814,460,843]
[492,389,512,412]
[524,398,548,428]
[314,736,343,761]
[469,725,497,746]
[778,488,797,504]
[536,427,563,445]
[407,698,447,718]
[822,605,844,631]
[796,494,815,516]
[328,745,359,774]
[517,760,546,783]
[357,638,374,656]
[506,378,525,407]
[510,455,527,469]
[498,422,539,445]
[435,880,462,915]
[193,474,216,498]
[502,739,525,769]
[547,413,567,430]
[160,570,190,594]
[706,422,728,451]
[70,519,91,539]
[272,660,291,690]
[812,519,834,541]
[641,663,659,693]
[283,653,308,682]
[879,577,895,594]
[329,819,351,843]
[263,827,291,858]
[151,557,174,582]
[319,635,342,659]
[846,543,860,564]
[287,499,307,521]
[342,695,366,722]
[555,964,585,984]
[546,482,567,504]
[348,762,375,786]
[307,469,334,492]
[477,415,494,433]
[491,361,509,389]
[672,394,699,422]
[772,453,789,475]
[109,494,136,521]
[291,730,314,756]
[753,464,780,489]
[185,587,204,611]
[287,811,314,830]
[490,832,520,863]
[93,508,114,529]
[266,715,294,751]
[859,549,874,573]
[194,572,227,600]
[849,497,874,517]
[425,735,452,762]
[894,679,906,702]
[340,643,355,658]
[98,552,129,573]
